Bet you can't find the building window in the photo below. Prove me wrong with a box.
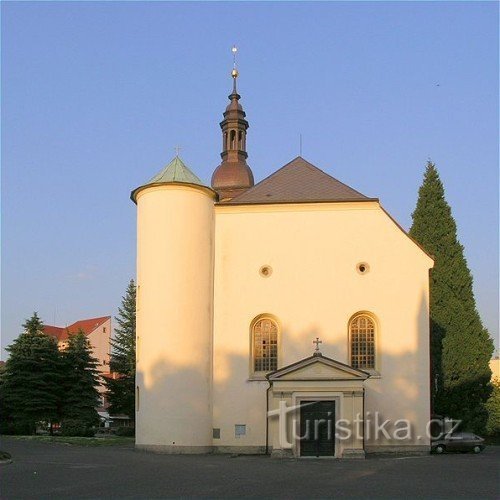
[252,317,278,373]
[103,327,106,333]
[356,262,370,275]
[350,314,376,370]
[259,265,272,277]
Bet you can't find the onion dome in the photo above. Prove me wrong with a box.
[211,47,254,202]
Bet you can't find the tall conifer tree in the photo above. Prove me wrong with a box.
[62,330,101,425]
[0,359,12,433]
[410,161,493,432]
[486,377,500,436]
[3,313,63,433]
[106,279,136,421]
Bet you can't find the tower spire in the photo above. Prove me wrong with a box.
[211,46,254,202]
[231,45,239,95]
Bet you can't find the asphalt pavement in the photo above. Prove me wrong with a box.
[0,437,498,499]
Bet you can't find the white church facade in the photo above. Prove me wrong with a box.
[132,66,434,458]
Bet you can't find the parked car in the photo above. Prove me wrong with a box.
[432,432,485,454]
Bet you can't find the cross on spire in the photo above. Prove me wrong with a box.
[231,46,239,94]
[174,146,182,157]
[313,337,322,352]
[232,45,238,70]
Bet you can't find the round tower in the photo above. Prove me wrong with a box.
[131,156,216,453]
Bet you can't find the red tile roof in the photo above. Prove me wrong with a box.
[43,316,110,341]
[43,325,65,340]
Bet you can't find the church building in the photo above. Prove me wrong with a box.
[131,61,434,458]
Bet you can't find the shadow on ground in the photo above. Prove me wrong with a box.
[0,437,498,499]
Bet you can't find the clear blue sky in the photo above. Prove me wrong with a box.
[2,1,498,357]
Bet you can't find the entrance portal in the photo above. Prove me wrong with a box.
[299,400,336,457]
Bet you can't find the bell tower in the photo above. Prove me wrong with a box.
[211,47,254,201]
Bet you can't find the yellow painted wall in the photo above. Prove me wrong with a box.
[490,358,500,381]
[135,184,215,451]
[87,318,112,373]
[212,201,433,450]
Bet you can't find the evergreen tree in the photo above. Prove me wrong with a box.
[3,313,64,433]
[61,330,101,426]
[0,361,12,433]
[410,161,494,433]
[106,279,136,421]
[486,377,500,436]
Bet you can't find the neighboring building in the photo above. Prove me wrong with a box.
[44,316,112,418]
[44,316,111,372]
[131,65,433,457]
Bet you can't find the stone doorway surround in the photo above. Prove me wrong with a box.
[266,352,370,459]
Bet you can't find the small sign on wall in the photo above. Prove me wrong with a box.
[235,424,246,438]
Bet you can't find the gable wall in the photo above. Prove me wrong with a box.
[212,201,432,450]
[87,317,112,373]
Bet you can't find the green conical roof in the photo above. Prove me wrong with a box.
[131,155,211,203]
[148,156,205,185]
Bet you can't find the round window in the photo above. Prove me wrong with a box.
[356,262,370,275]
[259,265,273,277]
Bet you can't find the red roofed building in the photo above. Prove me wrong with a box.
[43,316,111,370]
[43,316,113,418]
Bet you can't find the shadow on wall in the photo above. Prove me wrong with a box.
[136,294,433,449]
[136,361,212,419]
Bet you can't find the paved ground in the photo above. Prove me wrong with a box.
[0,437,498,499]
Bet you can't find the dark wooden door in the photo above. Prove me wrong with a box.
[299,400,336,457]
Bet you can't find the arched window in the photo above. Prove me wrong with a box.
[252,317,278,373]
[230,130,236,149]
[349,314,376,369]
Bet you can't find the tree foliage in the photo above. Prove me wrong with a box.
[106,279,136,420]
[2,313,102,435]
[2,313,64,433]
[486,377,500,436]
[61,330,101,426]
[410,161,494,433]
